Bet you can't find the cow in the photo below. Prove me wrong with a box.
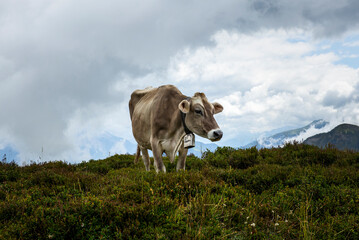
[129,85,223,172]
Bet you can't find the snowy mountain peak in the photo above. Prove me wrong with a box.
[244,120,329,149]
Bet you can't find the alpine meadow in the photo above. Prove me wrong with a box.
[2,1,359,239]
[1,143,358,239]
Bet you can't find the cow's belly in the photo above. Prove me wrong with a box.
[131,101,182,154]
[132,124,152,150]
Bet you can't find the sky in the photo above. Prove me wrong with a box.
[1,0,359,164]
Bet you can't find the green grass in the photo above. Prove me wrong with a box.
[0,143,358,239]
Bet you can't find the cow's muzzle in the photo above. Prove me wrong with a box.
[208,129,223,141]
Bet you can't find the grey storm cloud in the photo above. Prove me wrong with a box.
[1,0,359,161]
[322,90,352,108]
[323,81,359,108]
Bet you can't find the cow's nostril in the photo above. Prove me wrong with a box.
[213,130,223,139]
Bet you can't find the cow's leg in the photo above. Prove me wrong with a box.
[151,140,166,173]
[134,145,141,164]
[176,145,188,171]
[140,148,150,171]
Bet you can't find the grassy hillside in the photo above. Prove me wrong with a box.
[1,143,358,239]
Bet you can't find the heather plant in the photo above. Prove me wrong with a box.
[0,144,358,239]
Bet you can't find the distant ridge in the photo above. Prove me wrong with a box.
[124,140,218,158]
[188,141,218,157]
[304,123,359,151]
[244,120,329,149]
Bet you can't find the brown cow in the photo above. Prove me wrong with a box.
[129,85,223,172]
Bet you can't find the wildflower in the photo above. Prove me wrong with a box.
[275,223,279,226]
[285,220,288,223]
[81,223,85,227]
[48,234,53,239]
[250,223,256,227]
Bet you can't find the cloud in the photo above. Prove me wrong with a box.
[344,41,359,47]
[322,90,352,108]
[1,1,359,162]
[164,30,359,145]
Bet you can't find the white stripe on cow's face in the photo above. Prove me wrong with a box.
[191,96,204,109]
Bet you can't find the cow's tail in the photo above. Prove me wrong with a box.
[134,145,141,164]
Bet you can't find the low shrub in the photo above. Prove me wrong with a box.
[0,143,358,239]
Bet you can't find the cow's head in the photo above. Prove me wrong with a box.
[179,92,223,141]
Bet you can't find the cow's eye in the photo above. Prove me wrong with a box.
[195,109,203,116]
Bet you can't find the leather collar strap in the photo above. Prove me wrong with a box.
[181,97,193,135]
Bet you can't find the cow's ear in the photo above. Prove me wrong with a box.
[212,102,223,114]
[179,100,190,113]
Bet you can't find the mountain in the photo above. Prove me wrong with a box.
[304,123,359,151]
[243,120,329,149]
[188,141,218,157]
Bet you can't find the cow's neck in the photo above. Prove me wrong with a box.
[162,111,187,162]
[180,111,193,135]
[164,96,192,160]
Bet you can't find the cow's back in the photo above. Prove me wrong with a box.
[129,87,157,119]
[129,85,183,119]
